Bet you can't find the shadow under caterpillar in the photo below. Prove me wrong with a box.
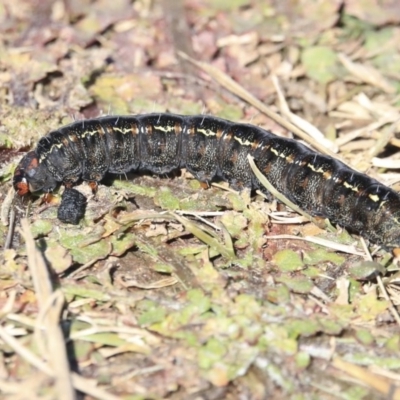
[12,113,400,248]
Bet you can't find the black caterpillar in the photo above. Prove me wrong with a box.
[13,113,400,248]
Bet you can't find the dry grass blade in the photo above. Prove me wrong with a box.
[19,219,53,307]
[43,290,76,396]
[266,234,365,256]
[171,212,236,260]
[119,276,178,289]
[116,210,172,226]
[178,51,339,159]
[0,186,14,227]
[272,75,338,153]
[369,365,400,383]
[372,155,400,169]
[0,325,53,376]
[377,275,400,327]
[268,212,309,224]
[69,324,159,342]
[71,375,122,400]
[332,357,400,399]
[0,290,17,318]
[338,53,395,94]
[369,120,399,158]
[4,208,15,250]
[175,210,224,230]
[335,118,393,148]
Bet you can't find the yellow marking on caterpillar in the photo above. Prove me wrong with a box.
[369,194,380,202]
[81,130,100,137]
[40,143,64,161]
[343,181,359,192]
[153,125,175,133]
[197,128,217,137]
[233,136,253,146]
[270,147,286,158]
[113,127,133,134]
[307,163,325,173]
[40,143,63,161]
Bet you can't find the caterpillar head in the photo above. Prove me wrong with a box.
[13,151,57,195]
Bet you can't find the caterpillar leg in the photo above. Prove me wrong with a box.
[88,181,99,194]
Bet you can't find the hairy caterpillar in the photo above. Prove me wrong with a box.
[12,113,400,248]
